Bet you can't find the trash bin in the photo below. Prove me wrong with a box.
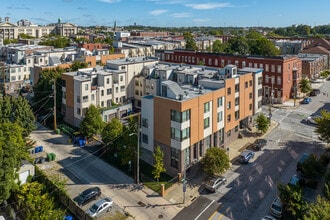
[56,128,60,134]
[39,146,43,152]
[34,146,39,153]
[39,157,45,164]
[47,153,52,162]
[64,215,73,220]
[50,153,56,161]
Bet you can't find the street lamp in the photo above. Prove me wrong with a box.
[129,130,140,184]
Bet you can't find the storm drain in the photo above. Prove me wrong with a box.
[158,214,164,219]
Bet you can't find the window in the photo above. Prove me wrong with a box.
[249,80,252,87]
[277,65,282,73]
[245,82,248,88]
[227,87,231,95]
[171,109,190,123]
[227,114,231,123]
[235,84,239,92]
[101,90,104,96]
[265,76,269,83]
[171,148,179,168]
[85,84,88,91]
[277,76,281,85]
[217,112,223,122]
[235,97,239,106]
[217,97,223,107]
[77,107,81,115]
[271,64,275,72]
[204,102,210,113]
[77,96,80,103]
[265,64,269,72]
[242,61,246,68]
[107,78,110,84]
[142,134,148,144]
[204,117,210,129]
[135,80,139,86]
[107,88,112,95]
[227,130,231,137]
[82,95,88,103]
[259,63,263,69]
[227,101,231,110]
[249,92,252,99]
[120,76,123,81]
[249,103,253,110]
[171,127,190,141]
[142,118,149,128]
[235,110,239,120]
[120,86,125,92]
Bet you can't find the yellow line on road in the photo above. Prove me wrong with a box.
[217,213,224,220]
[208,211,217,220]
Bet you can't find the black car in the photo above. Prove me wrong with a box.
[75,187,101,206]
[252,139,267,151]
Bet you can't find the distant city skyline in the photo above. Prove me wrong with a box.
[1,0,329,28]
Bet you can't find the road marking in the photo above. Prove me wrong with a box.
[194,200,215,220]
[217,213,224,220]
[208,211,217,220]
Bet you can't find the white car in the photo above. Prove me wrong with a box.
[270,197,282,218]
[86,197,113,217]
[303,116,319,125]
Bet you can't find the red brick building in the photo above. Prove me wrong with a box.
[163,50,302,103]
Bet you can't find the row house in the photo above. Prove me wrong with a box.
[298,54,327,79]
[61,67,127,127]
[138,63,263,176]
[162,50,302,104]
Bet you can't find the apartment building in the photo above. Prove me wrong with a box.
[163,50,302,104]
[140,63,263,176]
[298,54,327,79]
[61,67,127,127]
[0,17,77,39]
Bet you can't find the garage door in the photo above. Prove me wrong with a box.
[19,170,30,184]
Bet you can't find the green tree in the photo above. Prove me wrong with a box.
[183,32,198,51]
[224,36,250,55]
[320,70,330,79]
[79,104,104,139]
[315,110,330,145]
[0,122,28,204]
[70,60,88,71]
[299,77,312,94]
[246,30,280,56]
[14,182,65,220]
[255,113,269,134]
[304,196,330,220]
[201,147,230,175]
[301,154,324,181]
[278,183,307,219]
[152,146,166,182]
[39,35,70,48]
[101,118,123,151]
[212,40,224,53]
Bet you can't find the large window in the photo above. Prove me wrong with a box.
[171,109,190,123]
[171,127,190,142]
[204,117,210,129]
[204,102,210,113]
[217,111,223,122]
[142,133,148,144]
[142,118,149,128]
[171,148,179,168]
[217,97,223,107]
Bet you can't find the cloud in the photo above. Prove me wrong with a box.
[171,12,191,18]
[185,2,232,10]
[149,9,168,16]
[98,0,121,3]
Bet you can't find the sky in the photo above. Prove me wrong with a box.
[1,0,330,28]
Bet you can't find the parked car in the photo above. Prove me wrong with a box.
[239,150,255,164]
[302,97,312,104]
[303,115,320,125]
[204,175,227,193]
[270,197,283,218]
[288,174,305,187]
[252,139,267,151]
[297,153,310,175]
[86,197,113,218]
[75,187,101,206]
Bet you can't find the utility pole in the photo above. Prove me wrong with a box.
[53,79,57,131]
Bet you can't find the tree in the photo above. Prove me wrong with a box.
[212,40,224,53]
[315,110,330,145]
[255,113,269,134]
[101,118,123,151]
[152,146,166,182]
[70,60,88,71]
[299,77,312,94]
[278,183,307,219]
[320,70,330,79]
[39,35,70,48]
[224,36,250,55]
[304,196,330,220]
[246,30,280,56]
[183,32,198,51]
[14,182,65,220]
[201,147,230,175]
[301,154,324,181]
[0,122,28,204]
[79,104,104,139]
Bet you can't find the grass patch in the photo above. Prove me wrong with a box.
[143,181,174,194]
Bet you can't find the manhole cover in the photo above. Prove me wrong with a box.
[158,214,164,219]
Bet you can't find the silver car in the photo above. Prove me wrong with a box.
[270,197,282,218]
[86,197,113,218]
[303,116,320,125]
[204,175,227,193]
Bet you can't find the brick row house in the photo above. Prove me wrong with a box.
[138,63,263,176]
[162,50,303,104]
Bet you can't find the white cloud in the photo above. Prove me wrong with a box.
[98,0,121,3]
[185,2,232,10]
[149,9,168,16]
[171,12,191,18]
